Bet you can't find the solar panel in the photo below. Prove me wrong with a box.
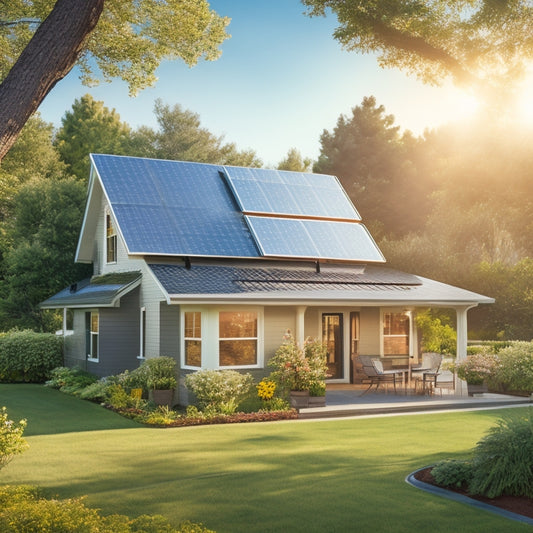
[245,216,385,262]
[223,166,361,220]
[91,155,259,258]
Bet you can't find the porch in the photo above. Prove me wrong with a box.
[297,384,531,419]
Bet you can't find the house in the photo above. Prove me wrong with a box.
[41,154,494,400]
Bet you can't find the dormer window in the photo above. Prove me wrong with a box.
[106,210,117,264]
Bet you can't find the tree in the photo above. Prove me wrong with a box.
[0,177,92,331]
[277,148,312,172]
[0,0,229,161]
[302,0,533,93]
[55,94,133,179]
[131,100,262,166]
[314,96,428,236]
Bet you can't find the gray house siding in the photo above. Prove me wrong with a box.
[160,303,180,359]
[86,287,141,377]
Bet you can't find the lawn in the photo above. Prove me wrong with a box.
[1,384,531,532]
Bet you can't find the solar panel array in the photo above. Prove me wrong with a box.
[91,154,385,263]
[222,166,360,220]
[91,155,259,258]
[245,216,384,262]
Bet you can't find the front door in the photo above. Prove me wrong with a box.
[322,313,343,379]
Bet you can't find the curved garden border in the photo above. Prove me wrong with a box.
[406,467,533,526]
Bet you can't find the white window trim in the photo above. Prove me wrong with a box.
[87,310,99,362]
[182,309,204,370]
[380,309,411,357]
[180,306,264,370]
[105,207,117,265]
[138,307,146,360]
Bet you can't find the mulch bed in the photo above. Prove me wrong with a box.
[414,467,533,520]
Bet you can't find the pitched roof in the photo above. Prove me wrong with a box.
[40,272,141,309]
[148,262,494,306]
[80,154,385,263]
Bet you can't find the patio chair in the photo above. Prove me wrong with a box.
[362,358,404,395]
[411,353,442,394]
[433,370,455,396]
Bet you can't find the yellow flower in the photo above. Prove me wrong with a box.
[257,379,276,400]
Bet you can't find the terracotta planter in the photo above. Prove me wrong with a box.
[467,382,488,396]
[152,389,174,407]
[308,396,326,408]
[289,390,309,409]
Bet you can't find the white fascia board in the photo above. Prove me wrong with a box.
[167,294,490,308]
[74,162,98,263]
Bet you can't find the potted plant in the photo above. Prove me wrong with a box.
[268,336,328,409]
[453,352,499,396]
[144,356,177,407]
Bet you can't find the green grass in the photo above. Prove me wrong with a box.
[1,384,531,532]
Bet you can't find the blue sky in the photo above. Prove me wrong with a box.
[38,0,476,166]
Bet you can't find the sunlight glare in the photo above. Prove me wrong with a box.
[515,69,533,123]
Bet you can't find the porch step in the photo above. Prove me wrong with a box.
[297,395,531,419]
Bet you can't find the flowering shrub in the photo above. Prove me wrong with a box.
[453,352,499,384]
[0,407,28,471]
[0,485,215,532]
[185,369,254,414]
[492,341,533,393]
[268,336,328,392]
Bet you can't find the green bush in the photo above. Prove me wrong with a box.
[46,366,98,394]
[431,459,472,489]
[492,341,533,393]
[185,369,254,414]
[77,380,111,402]
[0,330,63,382]
[0,485,214,533]
[469,409,533,498]
[143,356,177,390]
[0,407,28,471]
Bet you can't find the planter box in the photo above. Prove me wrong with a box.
[151,389,174,407]
[467,382,488,396]
[289,390,309,409]
[308,396,326,408]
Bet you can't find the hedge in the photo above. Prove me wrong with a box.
[0,330,63,383]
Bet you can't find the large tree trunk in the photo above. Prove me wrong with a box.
[0,0,105,161]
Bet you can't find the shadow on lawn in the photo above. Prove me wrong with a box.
[0,384,140,436]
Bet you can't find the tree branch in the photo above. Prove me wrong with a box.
[0,0,105,162]
[370,19,476,86]
[0,19,41,27]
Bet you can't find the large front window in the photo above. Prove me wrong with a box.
[219,311,258,366]
[383,312,409,356]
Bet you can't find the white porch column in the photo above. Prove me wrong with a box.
[455,305,477,396]
[295,306,307,346]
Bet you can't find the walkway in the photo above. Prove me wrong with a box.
[298,384,532,419]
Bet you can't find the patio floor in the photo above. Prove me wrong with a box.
[298,384,532,419]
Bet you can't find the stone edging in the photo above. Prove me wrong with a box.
[405,467,533,526]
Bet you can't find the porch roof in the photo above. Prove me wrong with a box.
[40,272,141,309]
[148,261,494,307]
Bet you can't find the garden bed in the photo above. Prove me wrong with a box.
[107,405,298,427]
[414,467,533,520]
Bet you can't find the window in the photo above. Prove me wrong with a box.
[86,311,99,361]
[139,307,146,359]
[219,311,258,367]
[184,311,202,367]
[383,312,409,356]
[106,211,117,263]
